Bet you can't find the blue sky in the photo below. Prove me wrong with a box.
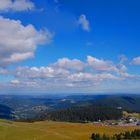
[0,0,140,94]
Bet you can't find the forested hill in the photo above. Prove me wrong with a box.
[38,106,122,122]
[91,95,140,112]
[0,104,14,119]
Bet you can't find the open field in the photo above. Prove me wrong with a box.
[123,111,140,119]
[0,120,140,140]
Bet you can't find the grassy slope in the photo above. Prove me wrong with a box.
[0,120,140,140]
[123,111,140,119]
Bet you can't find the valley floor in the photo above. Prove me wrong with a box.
[0,120,140,140]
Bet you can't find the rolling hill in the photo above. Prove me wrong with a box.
[91,95,140,112]
[0,119,139,140]
[0,104,14,119]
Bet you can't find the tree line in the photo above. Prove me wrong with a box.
[38,106,122,122]
[91,129,140,140]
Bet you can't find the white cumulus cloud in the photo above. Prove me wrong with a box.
[0,16,53,66]
[52,58,85,71]
[131,56,140,65]
[78,14,90,32]
[87,56,117,71]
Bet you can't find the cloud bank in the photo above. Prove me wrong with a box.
[0,0,34,12]
[3,56,137,93]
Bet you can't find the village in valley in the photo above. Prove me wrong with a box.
[87,111,140,126]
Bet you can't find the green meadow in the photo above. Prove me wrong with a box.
[0,119,139,140]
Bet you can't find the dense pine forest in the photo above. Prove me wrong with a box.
[38,106,122,122]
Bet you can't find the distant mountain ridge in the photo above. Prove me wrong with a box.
[33,95,140,122]
[0,94,139,120]
[91,95,140,112]
[0,104,14,119]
